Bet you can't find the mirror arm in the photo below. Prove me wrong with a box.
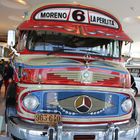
[10,46,20,56]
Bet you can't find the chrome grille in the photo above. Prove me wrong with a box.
[51,70,117,83]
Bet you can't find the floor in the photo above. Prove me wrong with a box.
[136,97,140,140]
[0,85,139,140]
[0,85,9,139]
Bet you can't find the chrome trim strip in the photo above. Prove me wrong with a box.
[63,120,129,127]
[17,83,132,94]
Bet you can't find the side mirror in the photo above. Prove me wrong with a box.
[7,30,20,56]
[7,30,16,47]
[122,41,132,57]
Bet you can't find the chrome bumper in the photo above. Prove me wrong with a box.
[8,117,139,140]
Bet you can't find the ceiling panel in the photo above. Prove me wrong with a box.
[0,0,140,42]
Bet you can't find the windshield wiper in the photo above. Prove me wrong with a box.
[64,49,101,55]
[47,46,101,56]
[47,47,64,56]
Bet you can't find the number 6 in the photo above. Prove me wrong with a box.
[72,10,85,21]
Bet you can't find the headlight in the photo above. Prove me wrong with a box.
[121,99,133,113]
[23,95,39,111]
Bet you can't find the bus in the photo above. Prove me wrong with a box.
[6,3,139,140]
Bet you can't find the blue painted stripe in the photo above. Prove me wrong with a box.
[14,62,127,74]
[92,66,128,74]
[14,62,79,69]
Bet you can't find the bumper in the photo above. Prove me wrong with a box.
[8,117,139,140]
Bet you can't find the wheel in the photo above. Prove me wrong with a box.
[12,135,22,140]
[132,87,138,97]
[12,138,19,140]
[5,106,17,123]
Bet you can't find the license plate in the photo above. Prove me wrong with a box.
[74,135,95,140]
[35,114,62,126]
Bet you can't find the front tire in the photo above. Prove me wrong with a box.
[132,87,138,97]
[12,135,22,140]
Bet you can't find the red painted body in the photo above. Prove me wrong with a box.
[6,4,140,140]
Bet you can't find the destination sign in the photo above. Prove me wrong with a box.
[34,8,119,29]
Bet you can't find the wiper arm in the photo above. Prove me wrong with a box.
[47,47,64,56]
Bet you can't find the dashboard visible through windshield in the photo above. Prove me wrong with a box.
[19,30,121,58]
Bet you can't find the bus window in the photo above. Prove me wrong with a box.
[0,46,3,57]
[4,47,11,58]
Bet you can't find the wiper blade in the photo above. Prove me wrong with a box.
[64,49,101,55]
[47,47,101,56]
[82,50,100,54]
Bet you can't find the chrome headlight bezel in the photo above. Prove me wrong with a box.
[23,95,40,111]
[121,98,133,113]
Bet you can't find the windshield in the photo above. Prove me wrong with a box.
[22,30,121,58]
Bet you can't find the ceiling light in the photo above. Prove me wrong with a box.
[21,15,25,19]
[1,0,29,9]
[16,0,27,5]
[123,17,134,23]
[73,1,80,5]
[136,16,140,20]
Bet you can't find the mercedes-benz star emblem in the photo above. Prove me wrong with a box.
[74,95,92,113]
